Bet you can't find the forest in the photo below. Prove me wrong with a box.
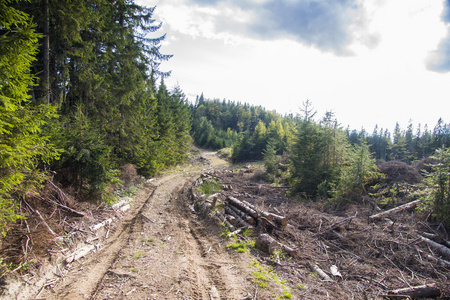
[1,0,450,242]
[1,0,191,236]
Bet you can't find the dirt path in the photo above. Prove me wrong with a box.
[40,152,254,299]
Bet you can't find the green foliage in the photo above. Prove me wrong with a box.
[249,260,292,298]
[132,250,144,260]
[226,240,252,253]
[331,141,383,201]
[197,180,221,195]
[0,1,60,236]
[54,107,117,198]
[423,147,450,224]
[263,139,278,182]
[288,102,328,196]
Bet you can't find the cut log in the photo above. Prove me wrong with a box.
[228,205,256,225]
[216,212,235,231]
[90,218,114,232]
[420,236,450,258]
[369,199,421,221]
[227,215,238,226]
[387,283,440,299]
[225,206,251,228]
[261,211,288,227]
[255,233,297,257]
[226,196,258,219]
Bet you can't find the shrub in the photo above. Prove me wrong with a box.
[423,147,450,224]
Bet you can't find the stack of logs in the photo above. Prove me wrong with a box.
[218,196,288,232]
[192,175,297,257]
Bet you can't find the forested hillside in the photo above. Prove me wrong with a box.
[1,0,449,242]
[1,0,191,236]
[191,98,450,223]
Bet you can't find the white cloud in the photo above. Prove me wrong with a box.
[139,0,450,131]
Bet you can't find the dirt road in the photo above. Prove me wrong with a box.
[41,152,254,299]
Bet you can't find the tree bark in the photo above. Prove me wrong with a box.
[369,200,421,221]
[387,283,440,299]
[420,236,450,258]
[226,196,258,219]
[225,206,251,228]
[227,204,256,225]
[255,233,297,257]
[42,0,50,104]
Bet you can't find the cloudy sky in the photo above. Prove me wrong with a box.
[138,0,450,132]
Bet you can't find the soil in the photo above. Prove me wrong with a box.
[1,148,449,299]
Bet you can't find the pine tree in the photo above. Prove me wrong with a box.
[0,0,60,236]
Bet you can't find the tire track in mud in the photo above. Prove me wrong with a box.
[46,181,160,299]
[46,164,252,299]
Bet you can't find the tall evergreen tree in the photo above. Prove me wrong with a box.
[0,0,59,236]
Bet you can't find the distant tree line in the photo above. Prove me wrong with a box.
[190,97,450,206]
[347,119,450,163]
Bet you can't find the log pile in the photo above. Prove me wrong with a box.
[192,173,297,258]
[192,173,290,234]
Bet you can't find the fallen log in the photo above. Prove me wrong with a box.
[231,197,288,226]
[228,205,256,225]
[225,206,251,228]
[90,218,114,232]
[420,232,450,248]
[226,196,258,219]
[386,283,440,299]
[369,199,421,221]
[261,211,288,227]
[420,236,450,258]
[255,233,297,257]
[216,212,235,231]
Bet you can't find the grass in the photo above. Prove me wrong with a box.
[132,250,143,260]
[141,237,155,243]
[226,240,253,253]
[249,260,293,299]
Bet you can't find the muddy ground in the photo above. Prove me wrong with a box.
[0,149,449,299]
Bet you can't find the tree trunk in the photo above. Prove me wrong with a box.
[369,200,421,221]
[226,196,258,219]
[255,234,297,257]
[387,283,440,299]
[227,204,256,225]
[42,0,50,104]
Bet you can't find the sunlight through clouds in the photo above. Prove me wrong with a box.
[138,0,450,131]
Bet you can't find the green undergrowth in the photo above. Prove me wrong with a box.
[197,180,222,195]
[248,260,292,299]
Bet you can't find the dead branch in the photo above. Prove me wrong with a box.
[313,215,356,237]
[35,210,57,237]
[309,263,333,282]
[369,200,421,221]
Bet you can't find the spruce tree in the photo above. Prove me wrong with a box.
[0,0,59,236]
